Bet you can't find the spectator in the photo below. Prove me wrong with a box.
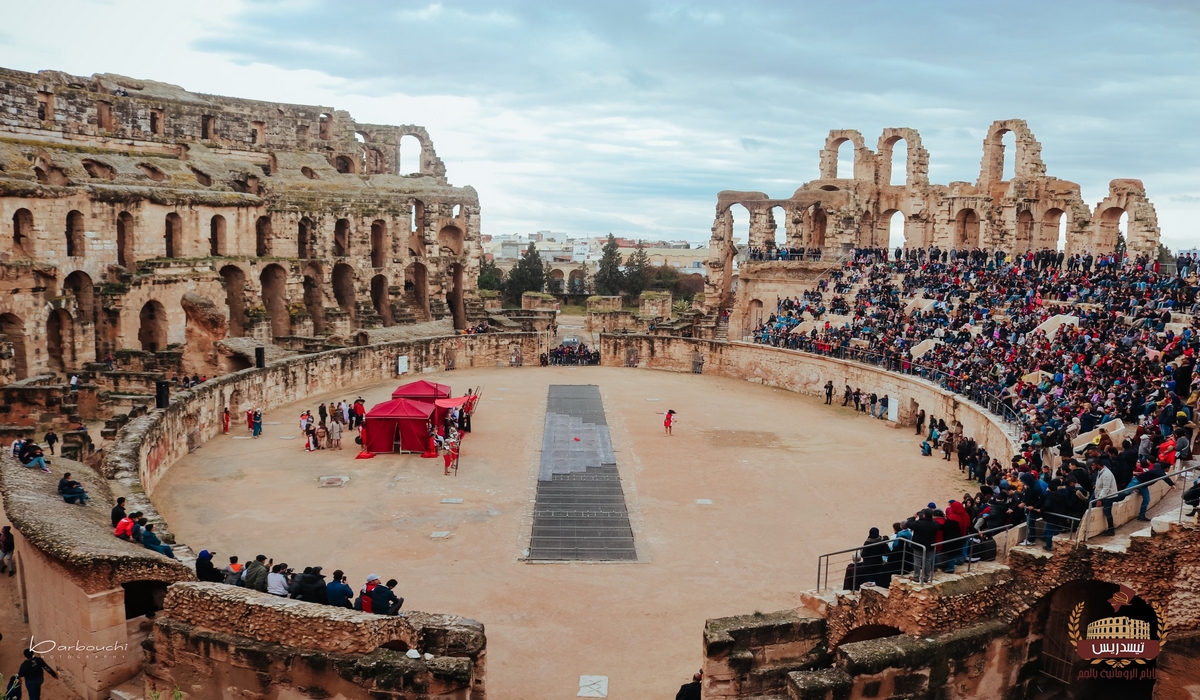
[43,429,58,456]
[909,510,941,583]
[56,472,89,505]
[675,671,702,700]
[222,556,244,585]
[18,441,50,473]
[111,496,127,528]
[114,511,140,540]
[1090,459,1119,537]
[0,525,14,576]
[244,555,270,592]
[295,566,328,604]
[141,524,176,558]
[858,527,891,588]
[356,574,382,612]
[267,564,291,596]
[18,648,58,700]
[326,570,354,608]
[195,550,223,582]
[370,578,404,616]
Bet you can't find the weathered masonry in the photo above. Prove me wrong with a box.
[703,120,1162,312]
[0,66,485,386]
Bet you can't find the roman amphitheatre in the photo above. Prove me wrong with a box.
[0,64,1197,700]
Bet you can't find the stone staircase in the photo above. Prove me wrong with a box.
[714,315,729,342]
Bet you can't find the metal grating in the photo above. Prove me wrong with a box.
[528,386,636,561]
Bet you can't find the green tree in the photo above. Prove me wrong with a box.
[623,241,652,299]
[502,242,546,304]
[593,234,624,296]
[478,257,502,290]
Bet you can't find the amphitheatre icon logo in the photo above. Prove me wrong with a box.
[1069,584,1167,670]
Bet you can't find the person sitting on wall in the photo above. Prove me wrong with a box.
[370,577,404,616]
[140,523,176,559]
[195,550,224,582]
[222,556,244,585]
[17,441,50,473]
[56,472,89,505]
[326,570,354,608]
[114,510,140,540]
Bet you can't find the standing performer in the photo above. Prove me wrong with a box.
[444,439,459,476]
[658,409,677,436]
[246,408,255,432]
[222,407,230,434]
[252,409,263,438]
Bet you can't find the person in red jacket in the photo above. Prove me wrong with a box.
[114,511,141,540]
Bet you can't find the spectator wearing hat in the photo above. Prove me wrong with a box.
[196,550,223,582]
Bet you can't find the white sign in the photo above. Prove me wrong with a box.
[397,355,409,375]
[888,398,899,423]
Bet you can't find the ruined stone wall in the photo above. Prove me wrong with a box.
[599,335,1018,464]
[0,65,486,394]
[703,120,1163,312]
[104,331,548,500]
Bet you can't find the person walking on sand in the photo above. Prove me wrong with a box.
[222,407,230,434]
[658,409,677,436]
[252,409,263,438]
[247,408,255,432]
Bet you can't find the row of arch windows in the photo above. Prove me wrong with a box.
[8,209,462,265]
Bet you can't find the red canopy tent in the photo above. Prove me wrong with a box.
[432,395,471,431]
[391,380,451,401]
[364,398,434,453]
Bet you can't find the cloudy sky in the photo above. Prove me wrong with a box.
[2,0,1198,247]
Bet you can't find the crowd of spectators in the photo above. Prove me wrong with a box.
[746,246,826,262]
[541,342,600,365]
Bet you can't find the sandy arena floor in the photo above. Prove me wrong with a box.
[153,365,967,699]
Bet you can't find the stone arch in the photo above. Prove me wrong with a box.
[747,299,764,332]
[298,216,315,259]
[371,274,394,327]
[219,265,246,338]
[446,263,466,330]
[46,308,73,374]
[438,225,464,256]
[333,218,350,257]
[769,206,789,249]
[1016,209,1034,252]
[548,268,565,294]
[1043,208,1067,251]
[318,113,332,141]
[209,215,227,256]
[334,155,356,174]
[978,119,1047,184]
[302,262,326,334]
[164,213,182,258]
[404,262,429,316]
[259,264,290,339]
[65,210,85,258]
[955,208,980,248]
[117,212,134,267]
[332,263,356,321]
[1096,206,1126,252]
[819,129,868,180]
[399,134,422,175]
[0,314,28,380]
[730,203,753,251]
[255,216,272,257]
[370,220,388,268]
[63,271,95,323]
[568,268,585,294]
[138,300,168,352]
[881,136,907,186]
[881,209,906,250]
[12,208,34,258]
[808,205,827,248]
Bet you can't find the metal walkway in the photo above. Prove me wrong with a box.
[529,385,636,561]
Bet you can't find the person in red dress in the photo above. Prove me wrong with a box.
[658,409,676,436]
[222,407,230,434]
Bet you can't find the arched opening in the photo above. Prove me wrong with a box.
[117,212,134,267]
[399,134,422,175]
[836,139,854,179]
[747,299,764,332]
[332,263,356,321]
[303,267,326,335]
[297,217,314,259]
[0,314,28,379]
[65,210,85,257]
[731,204,752,255]
[210,215,227,256]
[889,138,908,186]
[12,208,34,258]
[1016,209,1034,252]
[437,225,464,256]
[447,263,466,330]
[452,204,462,218]
[809,205,827,249]
[334,155,355,174]
[568,268,585,294]
[256,216,272,257]
[1036,580,1160,695]
[318,113,332,141]
[333,218,350,256]
[46,309,72,373]
[1001,130,1016,181]
[220,265,246,338]
[164,213,182,258]
[1042,209,1065,251]
[63,271,95,323]
[371,274,394,326]
[548,268,565,294]
[259,264,290,338]
[955,208,980,249]
[404,262,428,316]
[300,165,317,180]
[1097,207,1126,251]
[409,201,426,256]
[837,625,903,648]
[770,206,788,250]
[365,148,385,175]
[885,209,905,250]
[138,300,168,352]
[370,220,388,268]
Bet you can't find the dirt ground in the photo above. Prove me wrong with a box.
[148,365,967,699]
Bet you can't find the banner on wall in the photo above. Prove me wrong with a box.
[397,355,409,376]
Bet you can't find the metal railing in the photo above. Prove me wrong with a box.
[816,539,927,592]
[1075,463,1197,543]
[929,524,1014,575]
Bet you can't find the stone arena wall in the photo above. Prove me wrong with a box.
[105,330,548,500]
[599,334,1019,464]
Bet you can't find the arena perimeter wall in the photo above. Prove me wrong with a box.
[598,335,1021,465]
[104,331,548,500]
